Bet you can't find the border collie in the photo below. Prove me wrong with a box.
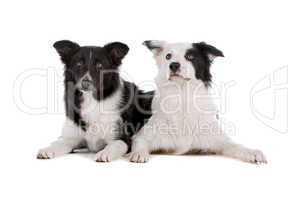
[37,40,153,162]
[129,40,267,164]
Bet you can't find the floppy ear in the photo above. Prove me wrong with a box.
[53,40,80,63]
[143,40,165,54]
[194,42,224,62]
[104,42,129,66]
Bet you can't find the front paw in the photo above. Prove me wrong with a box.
[237,149,267,164]
[129,151,150,163]
[37,147,56,159]
[95,150,119,162]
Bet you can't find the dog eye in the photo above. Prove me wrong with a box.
[76,61,84,67]
[96,62,103,69]
[186,54,194,61]
[166,53,172,60]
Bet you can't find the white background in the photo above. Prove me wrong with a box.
[0,0,298,199]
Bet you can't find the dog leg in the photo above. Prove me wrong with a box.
[95,140,128,162]
[197,135,267,164]
[220,141,267,164]
[37,137,84,159]
[195,120,267,164]
[37,119,85,159]
[128,116,162,163]
[129,135,151,163]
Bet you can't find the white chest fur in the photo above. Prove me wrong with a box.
[152,80,218,136]
[153,81,217,114]
[80,89,122,151]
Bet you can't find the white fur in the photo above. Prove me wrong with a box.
[37,82,128,162]
[129,42,267,164]
[153,42,196,83]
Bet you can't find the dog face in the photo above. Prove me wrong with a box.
[143,40,223,86]
[54,40,129,97]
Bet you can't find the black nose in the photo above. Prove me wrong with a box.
[81,78,92,91]
[169,62,180,72]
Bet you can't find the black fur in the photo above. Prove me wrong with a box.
[143,40,162,51]
[186,42,224,87]
[119,82,154,151]
[53,40,153,148]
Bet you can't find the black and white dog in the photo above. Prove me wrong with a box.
[37,40,153,162]
[129,41,267,164]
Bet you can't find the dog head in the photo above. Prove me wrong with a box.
[54,40,129,98]
[143,40,223,86]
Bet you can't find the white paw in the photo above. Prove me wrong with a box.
[129,151,150,163]
[237,149,267,164]
[95,150,118,162]
[37,147,57,159]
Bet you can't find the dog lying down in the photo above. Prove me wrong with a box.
[37,40,153,162]
[129,40,267,164]
[37,40,267,164]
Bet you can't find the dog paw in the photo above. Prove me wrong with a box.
[237,149,267,164]
[129,151,150,163]
[95,150,118,162]
[37,147,56,159]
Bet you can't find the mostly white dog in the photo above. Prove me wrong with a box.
[129,40,267,164]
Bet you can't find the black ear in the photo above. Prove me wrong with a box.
[53,40,80,63]
[104,42,129,66]
[143,40,165,54]
[194,42,224,62]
